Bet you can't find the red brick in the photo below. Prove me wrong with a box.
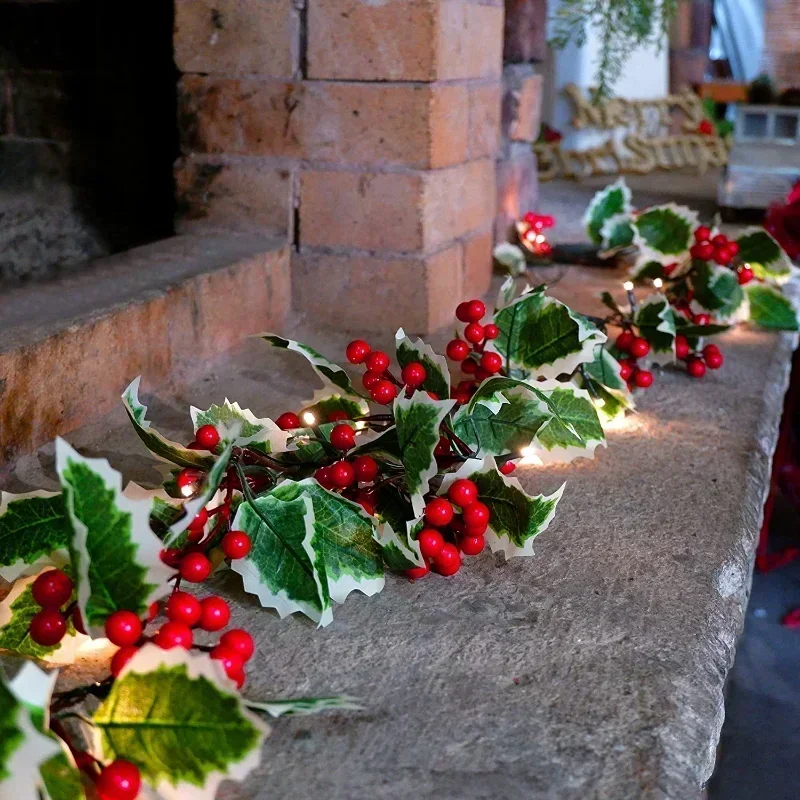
[437,1,504,80]
[502,68,542,142]
[174,0,299,77]
[468,82,502,159]
[462,228,493,299]
[503,0,548,63]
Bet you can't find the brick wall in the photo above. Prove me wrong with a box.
[668,0,712,91]
[174,0,504,333]
[762,0,800,88]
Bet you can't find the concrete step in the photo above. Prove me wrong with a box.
[0,233,290,465]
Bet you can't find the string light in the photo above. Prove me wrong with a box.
[623,281,634,291]
[180,483,197,498]
[653,277,663,289]
[302,411,317,426]
[516,212,555,258]
[519,446,544,466]
[623,281,637,313]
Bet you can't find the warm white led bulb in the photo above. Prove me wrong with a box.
[623,281,634,291]
[653,278,663,289]
[302,411,317,426]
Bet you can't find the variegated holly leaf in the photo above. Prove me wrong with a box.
[440,458,564,559]
[745,284,800,331]
[736,227,795,283]
[269,479,384,604]
[393,394,454,516]
[490,288,607,379]
[600,213,635,250]
[39,751,86,800]
[373,486,425,571]
[190,400,290,455]
[92,645,268,800]
[634,294,677,363]
[232,493,332,626]
[0,491,71,583]
[259,334,364,400]
[580,347,634,420]
[691,261,745,320]
[583,178,632,244]
[631,203,698,268]
[246,696,362,718]
[350,425,401,463]
[493,242,527,277]
[395,329,451,401]
[496,275,520,310]
[300,390,368,425]
[122,377,214,469]
[55,439,174,636]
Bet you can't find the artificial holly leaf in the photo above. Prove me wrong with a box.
[736,227,794,283]
[231,493,332,626]
[673,317,731,339]
[395,329,451,401]
[350,425,401,462]
[490,288,607,379]
[441,458,564,559]
[583,346,628,395]
[691,261,745,320]
[580,346,634,420]
[0,491,71,583]
[634,294,677,363]
[745,284,800,331]
[270,479,384,604]
[496,275,519,309]
[55,439,174,635]
[630,260,669,280]
[246,696,362,718]
[39,752,87,800]
[259,334,364,400]
[493,242,527,277]
[632,203,698,267]
[190,400,290,455]
[92,645,269,800]
[583,178,632,244]
[600,213,635,250]
[393,394,454,516]
[122,378,214,470]
[373,486,425,571]
[300,390,368,425]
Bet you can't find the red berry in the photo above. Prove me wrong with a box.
[704,343,720,356]
[434,436,451,457]
[370,380,397,405]
[616,331,634,352]
[154,621,193,649]
[432,543,461,576]
[459,534,485,556]
[352,455,379,483]
[406,564,430,580]
[629,337,650,358]
[346,339,371,364]
[619,361,634,381]
[401,362,427,388]
[687,358,706,378]
[179,552,212,583]
[480,352,503,375]
[356,490,376,516]
[711,233,727,247]
[417,528,445,560]
[199,596,230,631]
[96,760,141,800]
[484,323,500,340]
[465,520,488,536]
[147,601,159,621]
[220,629,255,662]
[29,608,67,646]
[448,479,478,508]
[110,646,138,678]
[222,530,251,560]
[330,460,356,488]
[276,412,301,431]
[692,242,715,261]
[704,348,724,369]
[176,468,203,491]
[188,506,208,533]
[105,610,143,647]
[698,119,714,135]
[195,425,220,449]
[314,466,336,490]
[160,547,181,566]
[461,358,477,375]
[453,390,472,405]
[72,608,87,635]
[362,370,383,390]
[330,424,356,450]
[694,225,712,242]
[714,245,734,266]
[450,515,466,535]
[633,369,653,388]
[738,266,754,285]
[446,339,470,361]
[166,591,202,627]
[211,645,245,683]
[31,569,73,609]
[464,299,486,322]
[727,241,740,256]
[675,334,690,360]
[327,410,349,422]
[455,302,472,322]
[694,313,710,326]
[365,350,390,373]
[464,323,484,344]
[462,501,490,528]
[425,497,454,527]
[499,461,516,475]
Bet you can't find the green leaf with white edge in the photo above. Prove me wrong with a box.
[373,486,425,571]
[40,751,86,800]
[490,288,607,379]
[496,274,519,310]
[631,260,670,280]
[395,328,451,401]
[393,394,455,516]
[583,178,632,244]
[0,491,71,583]
[440,457,564,559]
[581,347,634,420]
[600,212,635,250]
[350,425,402,463]
[246,696,363,718]
[691,261,745,320]
[745,283,800,331]
[584,345,628,395]
[736,227,794,283]
[92,645,269,800]
[231,492,332,626]
[634,293,677,364]
[122,377,214,470]
[673,316,731,339]
[300,390,368,425]
[0,567,88,664]
[55,439,174,636]
[259,334,364,400]
[190,400,290,455]
[632,203,698,266]
[270,479,384,604]
[493,242,527,277]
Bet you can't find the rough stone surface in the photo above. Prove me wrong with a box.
[502,65,543,143]
[468,82,502,159]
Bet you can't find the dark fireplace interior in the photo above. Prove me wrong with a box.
[0,0,177,284]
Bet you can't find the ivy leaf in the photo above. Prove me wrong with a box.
[190,400,290,455]
[441,458,564,558]
[600,213,635,250]
[395,329,451,401]
[55,439,174,635]
[583,178,632,244]
[122,378,214,470]
[691,262,745,320]
[300,391,368,425]
[246,696,362,718]
[632,203,698,267]
[736,227,794,283]
[93,645,269,800]
[634,294,677,363]
[232,493,332,626]
[0,491,71,583]
[373,485,425,571]
[270,479,384,604]
[490,289,607,379]
[393,394,454,516]
[745,284,800,331]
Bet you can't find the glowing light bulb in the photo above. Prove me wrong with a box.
[593,397,606,409]
[519,446,544,466]
[525,230,537,243]
[653,278,663,289]
[180,483,196,498]
[535,234,546,244]
[302,411,317,426]
[623,281,634,291]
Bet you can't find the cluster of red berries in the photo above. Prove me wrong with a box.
[445,300,503,404]
[520,212,555,256]
[27,568,75,647]
[675,335,723,378]
[348,339,431,405]
[313,429,380,512]
[615,329,654,389]
[406,479,492,579]
[689,227,747,279]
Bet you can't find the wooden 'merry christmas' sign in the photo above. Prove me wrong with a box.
[536,84,730,181]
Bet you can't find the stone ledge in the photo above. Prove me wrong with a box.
[0,233,290,464]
